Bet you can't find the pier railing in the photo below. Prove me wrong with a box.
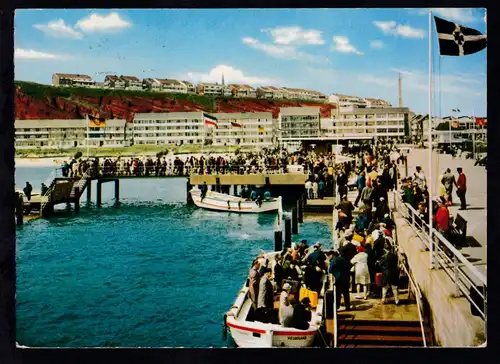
[81,164,311,178]
[394,192,487,321]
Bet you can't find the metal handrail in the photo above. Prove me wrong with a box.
[394,191,487,321]
[328,273,338,348]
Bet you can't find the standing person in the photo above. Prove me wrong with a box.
[413,166,426,190]
[328,251,352,311]
[456,167,467,210]
[312,181,319,199]
[351,245,371,300]
[318,180,325,200]
[200,182,208,202]
[23,182,33,201]
[257,268,274,323]
[434,196,450,240]
[354,171,366,207]
[248,260,261,310]
[378,247,400,305]
[305,179,313,199]
[441,168,456,206]
[279,283,294,326]
[273,256,284,291]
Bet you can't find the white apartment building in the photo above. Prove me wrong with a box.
[324,107,410,142]
[230,84,257,98]
[143,78,162,92]
[257,86,285,99]
[132,112,205,146]
[282,87,326,102]
[328,94,368,111]
[211,112,274,149]
[278,107,322,151]
[121,76,143,90]
[15,119,131,150]
[52,73,96,88]
[158,79,188,94]
[364,98,391,108]
[181,81,196,94]
[104,75,126,89]
[197,83,230,96]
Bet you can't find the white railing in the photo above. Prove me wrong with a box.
[40,168,64,214]
[70,169,90,198]
[394,191,487,321]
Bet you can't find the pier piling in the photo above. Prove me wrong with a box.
[284,218,292,248]
[186,179,193,204]
[74,187,80,213]
[114,180,120,206]
[87,179,91,201]
[97,181,102,207]
[233,185,238,196]
[291,207,298,234]
[274,231,283,252]
[297,197,304,223]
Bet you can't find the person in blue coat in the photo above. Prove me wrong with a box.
[328,251,352,310]
[354,171,366,207]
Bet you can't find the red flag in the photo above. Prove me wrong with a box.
[475,117,486,126]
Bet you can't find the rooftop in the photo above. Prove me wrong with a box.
[121,75,140,82]
[54,73,93,80]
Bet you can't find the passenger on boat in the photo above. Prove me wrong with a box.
[279,283,294,326]
[250,189,257,201]
[23,182,33,201]
[273,256,284,291]
[200,182,208,202]
[248,260,261,310]
[263,190,271,200]
[256,268,274,323]
[306,242,326,267]
[290,297,312,330]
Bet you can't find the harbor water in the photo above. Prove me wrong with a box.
[15,166,332,347]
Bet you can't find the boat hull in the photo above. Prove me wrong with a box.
[189,189,278,213]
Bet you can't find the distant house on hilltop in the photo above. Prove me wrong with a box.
[230,84,257,98]
[181,80,196,94]
[104,75,126,90]
[52,73,95,88]
[256,86,285,99]
[157,79,188,94]
[142,78,162,92]
[120,76,142,91]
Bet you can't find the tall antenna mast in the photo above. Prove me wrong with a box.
[398,72,403,107]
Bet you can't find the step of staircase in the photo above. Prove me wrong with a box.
[337,319,424,347]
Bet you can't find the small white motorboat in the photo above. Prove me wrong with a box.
[224,252,325,348]
[189,188,280,213]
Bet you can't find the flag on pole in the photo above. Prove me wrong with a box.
[434,16,487,56]
[203,113,217,128]
[475,117,486,127]
[89,115,106,128]
[231,120,242,128]
[258,126,264,133]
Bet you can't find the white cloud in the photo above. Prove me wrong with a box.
[15,48,66,60]
[242,37,329,63]
[260,26,325,45]
[431,8,476,23]
[75,12,132,33]
[391,68,413,75]
[359,74,397,87]
[185,65,273,85]
[373,20,425,38]
[33,19,83,39]
[332,36,363,55]
[370,40,384,49]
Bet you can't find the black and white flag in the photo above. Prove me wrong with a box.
[434,16,487,56]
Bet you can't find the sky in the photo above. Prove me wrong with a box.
[14,8,487,116]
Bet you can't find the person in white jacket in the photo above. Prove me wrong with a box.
[312,181,319,199]
[351,245,371,299]
[279,283,294,326]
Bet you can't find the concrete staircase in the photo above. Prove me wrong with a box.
[337,318,426,348]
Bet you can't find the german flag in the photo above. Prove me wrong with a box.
[231,120,242,128]
[89,115,106,128]
[475,117,486,127]
[203,113,218,128]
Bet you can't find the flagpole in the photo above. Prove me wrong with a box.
[428,9,434,269]
[472,109,476,160]
[86,114,90,160]
[201,112,205,156]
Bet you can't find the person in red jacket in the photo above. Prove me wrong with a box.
[455,167,467,210]
[434,197,450,239]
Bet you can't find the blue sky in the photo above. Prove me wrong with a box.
[14,8,487,116]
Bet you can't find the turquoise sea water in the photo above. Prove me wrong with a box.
[15,167,332,347]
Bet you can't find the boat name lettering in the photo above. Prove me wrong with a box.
[287,336,306,340]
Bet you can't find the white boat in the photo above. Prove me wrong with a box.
[224,252,325,348]
[189,188,280,213]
